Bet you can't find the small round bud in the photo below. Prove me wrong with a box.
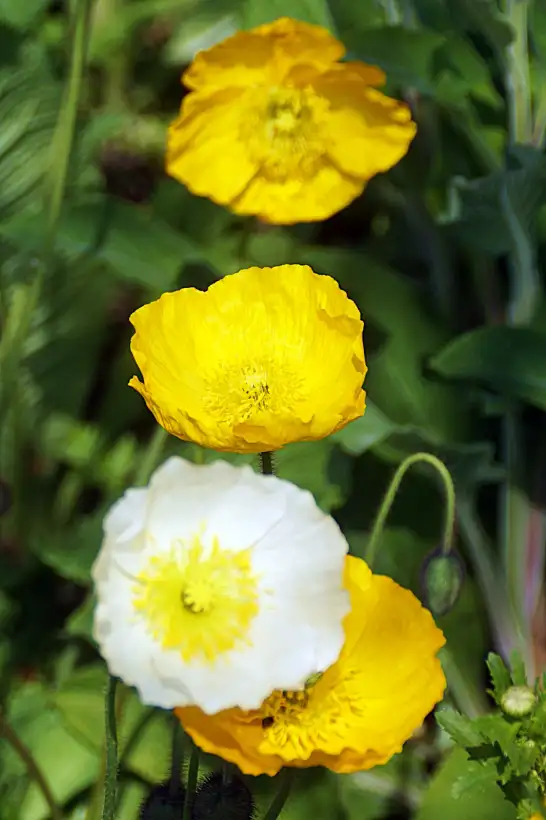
[192,772,255,820]
[139,781,186,820]
[421,549,464,616]
[500,685,536,717]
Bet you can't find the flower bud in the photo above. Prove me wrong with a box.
[192,772,255,820]
[500,686,536,718]
[139,781,186,820]
[421,549,464,616]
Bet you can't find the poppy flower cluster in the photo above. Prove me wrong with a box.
[92,17,445,782]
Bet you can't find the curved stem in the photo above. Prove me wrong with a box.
[365,452,456,568]
[0,712,63,820]
[262,769,293,820]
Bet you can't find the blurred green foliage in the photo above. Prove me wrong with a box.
[0,0,545,818]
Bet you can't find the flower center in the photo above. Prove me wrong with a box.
[205,357,304,427]
[244,86,329,181]
[258,673,359,760]
[132,534,259,663]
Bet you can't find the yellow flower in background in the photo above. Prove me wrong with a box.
[176,555,446,775]
[166,17,416,224]
[129,264,366,453]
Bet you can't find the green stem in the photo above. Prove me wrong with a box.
[503,0,532,145]
[365,453,456,568]
[259,452,275,476]
[0,712,63,820]
[262,770,293,820]
[182,746,200,820]
[457,496,521,662]
[101,676,119,820]
[169,719,184,798]
[135,427,168,486]
[439,648,488,718]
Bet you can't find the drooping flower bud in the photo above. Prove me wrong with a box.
[500,686,537,718]
[191,772,255,820]
[421,548,464,616]
[139,781,186,820]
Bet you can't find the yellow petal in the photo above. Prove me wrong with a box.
[167,89,258,204]
[183,17,344,91]
[176,556,446,775]
[129,265,366,453]
[314,64,417,180]
[232,161,364,224]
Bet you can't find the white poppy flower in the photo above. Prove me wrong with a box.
[92,456,349,714]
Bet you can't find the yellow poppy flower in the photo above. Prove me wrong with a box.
[129,264,366,453]
[175,555,446,775]
[166,17,416,224]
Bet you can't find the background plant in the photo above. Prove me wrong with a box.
[0,0,545,818]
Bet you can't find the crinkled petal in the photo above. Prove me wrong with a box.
[93,458,349,713]
[167,89,258,204]
[177,556,445,773]
[313,64,416,180]
[129,265,366,452]
[183,17,344,91]
[232,161,364,224]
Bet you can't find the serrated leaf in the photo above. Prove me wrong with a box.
[436,708,484,747]
[453,758,502,799]
[510,652,528,686]
[487,653,512,702]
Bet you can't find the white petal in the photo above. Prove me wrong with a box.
[93,456,350,713]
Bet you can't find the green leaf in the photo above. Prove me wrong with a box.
[346,26,445,92]
[431,327,546,411]
[487,654,512,702]
[436,708,484,747]
[510,652,528,686]
[333,401,398,455]
[1,681,100,820]
[453,758,505,799]
[446,147,546,255]
[31,512,103,583]
[0,0,47,30]
[416,748,516,820]
[2,199,201,291]
[65,593,95,642]
[0,53,58,218]
[241,0,334,29]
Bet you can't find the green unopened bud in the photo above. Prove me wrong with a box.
[139,782,186,819]
[500,685,536,717]
[421,549,464,616]
[192,772,255,820]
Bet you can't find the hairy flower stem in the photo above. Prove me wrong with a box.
[101,675,119,820]
[260,451,276,476]
[262,769,294,820]
[0,711,63,820]
[182,745,200,820]
[365,452,456,568]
